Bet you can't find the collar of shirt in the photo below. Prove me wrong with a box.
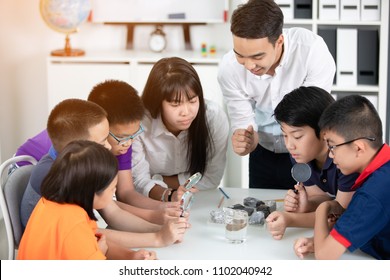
[352,144,390,190]
[280,29,290,67]
[48,145,58,160]
[307,154,333,172]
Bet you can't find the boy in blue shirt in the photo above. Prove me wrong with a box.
[294,95,390,259]
[266,87,358,239]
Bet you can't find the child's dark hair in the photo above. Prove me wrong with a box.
[41,140,118,221]
[319,95,383,149]
[47,99,107,152]
[88,79,144,125]
[274,86,335,138]
[230,0,283,45]
[142,57,213,175]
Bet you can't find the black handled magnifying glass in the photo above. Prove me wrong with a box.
[291,163,311,193]
[180,191,194,217]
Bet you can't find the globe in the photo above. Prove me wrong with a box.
[40,0,92,56]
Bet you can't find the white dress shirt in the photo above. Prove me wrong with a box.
[218,27,336,153]
[132,100,229,196]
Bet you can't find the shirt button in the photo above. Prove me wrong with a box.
[322,179,327,183]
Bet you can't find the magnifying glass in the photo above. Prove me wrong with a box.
[180,191,194,217]
[291,163,311,193]
[180,172,201,216]
[183,172,202,190]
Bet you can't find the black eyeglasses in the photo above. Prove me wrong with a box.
[109,124,144,146]
[326,136,376,155]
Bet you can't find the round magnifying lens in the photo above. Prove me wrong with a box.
[180,191,194,217]
[291,163,311,183]
[183,172,202,190]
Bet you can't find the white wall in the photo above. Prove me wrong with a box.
[0,0,233,161]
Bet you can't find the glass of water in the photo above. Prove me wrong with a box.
[225,209,248,244]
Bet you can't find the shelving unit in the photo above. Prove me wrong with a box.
[91,0,229,50]
[282,0,388,139]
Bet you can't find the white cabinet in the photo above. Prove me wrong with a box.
[47,59,133,112]
[280,0,388,139]
[47,50,224,110]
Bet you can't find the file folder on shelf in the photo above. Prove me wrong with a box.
[340,0,360,21]
[318,27,337,84]
[361,0,380,21]
[337,28,357,86]
[319,0,339,21]
[294,0,312,19]
[358,29,379,85]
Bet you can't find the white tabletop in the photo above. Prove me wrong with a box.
[152,187,373,260]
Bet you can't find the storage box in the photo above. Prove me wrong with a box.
[319,0,339,20]
[340,0,360,21]
[294,0,312,19]
[361,0,380,21]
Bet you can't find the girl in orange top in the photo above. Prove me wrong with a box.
[18,140,118,260]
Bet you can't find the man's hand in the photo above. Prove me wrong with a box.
[231,125,258,156]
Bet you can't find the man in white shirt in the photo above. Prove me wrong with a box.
[218,0,335,189]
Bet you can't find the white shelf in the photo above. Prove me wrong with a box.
[331,85,380,92]
[281,0,388,140]
[316,20,382,26]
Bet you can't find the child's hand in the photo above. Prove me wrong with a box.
[157,206,190,225]
[265,211,287,240]
[327,212,341,228]
[159,200,180,210]
[174,185,199,202]
[96,233,108,256]
[156,217,189,247]
[132,249,157,260]
[151,201,185,225]
[284,183,308,212]
[294,237,314,259]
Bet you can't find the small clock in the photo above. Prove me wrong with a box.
[149,25,166,52]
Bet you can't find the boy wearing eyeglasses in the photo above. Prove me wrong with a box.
[266,87,358,240]
[18,80,184,226]
[87,80,185,223]
[294,95,390,259]
[18,82,189,252]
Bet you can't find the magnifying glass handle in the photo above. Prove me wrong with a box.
[294,182,300,194]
